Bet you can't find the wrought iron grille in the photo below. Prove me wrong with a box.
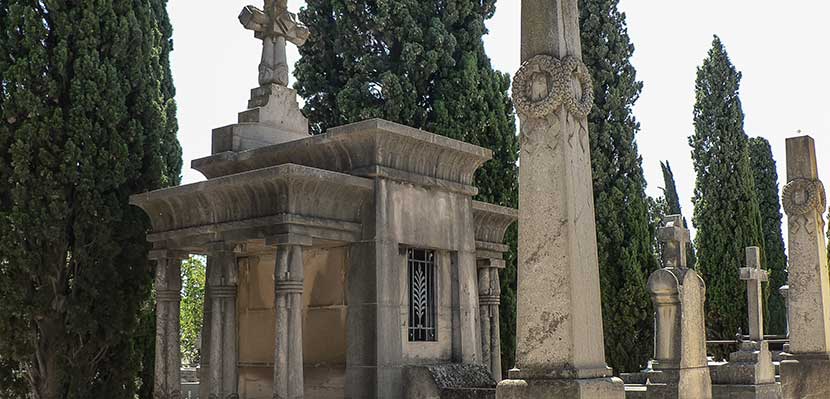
[408,248,437,342]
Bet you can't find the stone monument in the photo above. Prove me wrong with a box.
[710,247,779,399]
[496,1,624,397]
[211,0,311,154]
[779,135,830,398]
[645,215,712,399]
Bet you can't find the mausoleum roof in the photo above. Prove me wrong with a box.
[192,118,493,195]
[129,163,373,251]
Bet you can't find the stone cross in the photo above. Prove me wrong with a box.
[741,247,769,342]
[658,215,690,269]
[239,0,310,87]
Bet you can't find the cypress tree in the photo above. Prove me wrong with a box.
[748,137,787,335]
[0,0,181,397]
[295,0,519,371]
[580,0,657,373]
[690,36,763,354]
[660,161,697,268]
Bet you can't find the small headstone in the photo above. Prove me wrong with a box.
[645,215,712,399]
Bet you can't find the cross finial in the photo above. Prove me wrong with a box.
[240,0,310,87]
[741,246,769,341]
[658,215,690,269]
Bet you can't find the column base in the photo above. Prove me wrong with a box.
[780,354,830,398]
[496,376,624,399]
[645,367,712,399]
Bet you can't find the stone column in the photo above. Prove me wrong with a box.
[779,285,790,340]
[780,135,830,398]
[150,249,188,399]
[205,242,240,399]
[477,259,504,382]
[497,1,623,397]
[269,234,310,399]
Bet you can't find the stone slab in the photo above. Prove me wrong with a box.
[779,356,830,398]
[711,383,781,399]
[497,377,625,399]
[404,364,496,399]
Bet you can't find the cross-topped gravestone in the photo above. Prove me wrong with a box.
[741,247,769,342]
[659,215,690,269]
[240,0,310,87]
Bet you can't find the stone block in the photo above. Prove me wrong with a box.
[404,364,496,399]
[780,355,830,398]
[497,377,625,399]
[711,384,781,399]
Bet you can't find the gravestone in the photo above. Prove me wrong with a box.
[645,215,712,399]
[779,135,830,398]
[710,247,779,399]
[496,1,623,398]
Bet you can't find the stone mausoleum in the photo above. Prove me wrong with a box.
[130,1,516,398]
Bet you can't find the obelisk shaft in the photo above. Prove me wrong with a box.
[512,0,610,379]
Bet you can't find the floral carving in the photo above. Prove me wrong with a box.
[782,178,826,216]
[512,55,594,119]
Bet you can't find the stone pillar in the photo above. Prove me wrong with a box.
[646,215,712,399]
[269,234,310,399]
[204,242,240,399]
[150,250,188,399]
[497,1,623,397]
[779,285,790,340]
[780,135,830,398]
[477,258,504,382]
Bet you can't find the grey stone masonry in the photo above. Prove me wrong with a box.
[710,247,779,399]
[473,201,518,382]
[150,249,189,399]
[239,0,309,87]
[497,0,623,398]
[779,135,830,399]
[204,242,240,399]
[646,215,712,399]
[268,233,311,399]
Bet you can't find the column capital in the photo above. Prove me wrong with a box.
[266,233,313,247]
[148,249,190,261]
[476,258,506,270]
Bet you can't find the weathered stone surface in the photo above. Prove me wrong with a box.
[498,0,621,397]
[239,0,309,87]
[212,85,310,153]
[711,384,781,399]
[780,356,830,398]
[779,136,830,397]
[646,216,712,399]
[711,342,776,385]
[404,364,496,399]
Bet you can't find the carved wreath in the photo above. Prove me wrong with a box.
[782,178,826,216]
[512,55,594,119]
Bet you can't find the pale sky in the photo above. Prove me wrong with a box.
[169,1,830,241]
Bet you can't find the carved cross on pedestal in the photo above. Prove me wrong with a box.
[741,246,769,342]
[658,215,690,269]
[239,0,310,87]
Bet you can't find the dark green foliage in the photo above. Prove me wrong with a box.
[181,257,206,366]
[748,137,787,335]
[659,161,697,268]
[690,36,763,357]
[580,0,657,373]
[295,0,519,372]
[0,0,181,397]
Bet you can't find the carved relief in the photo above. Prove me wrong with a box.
[512,55,594,120]
[782,178,826,216]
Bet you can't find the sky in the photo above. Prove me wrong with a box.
[169,1,830,241]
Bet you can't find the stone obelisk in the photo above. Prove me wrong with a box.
[496,1,624,397]
[779,135,830,398]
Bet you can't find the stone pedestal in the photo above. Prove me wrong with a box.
[212,84,310,153]
[711,342,780,399]
[780,354,830,398]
